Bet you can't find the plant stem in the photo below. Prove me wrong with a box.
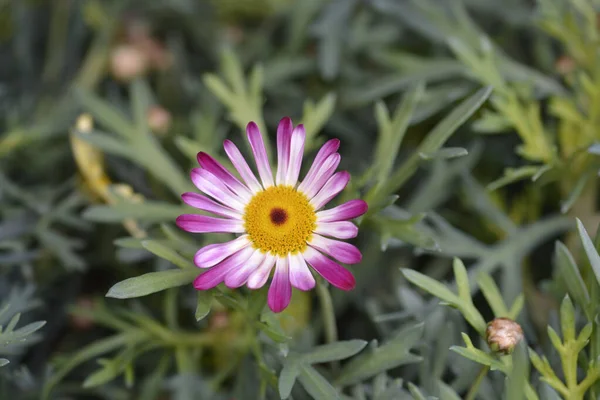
[465,365,490,400]
[316,279,339,371]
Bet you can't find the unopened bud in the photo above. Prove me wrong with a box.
[110,44,148,82]
[486,317,523,355]
[147,105,172,135]
[555,55,576,75]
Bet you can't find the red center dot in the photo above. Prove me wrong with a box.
[270,208,288,225]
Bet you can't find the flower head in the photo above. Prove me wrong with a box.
[176,117,367,313]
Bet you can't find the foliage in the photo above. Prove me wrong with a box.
[2,0,600,399]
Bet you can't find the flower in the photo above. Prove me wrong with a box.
[176,117,367,313]
[486,317,524,355]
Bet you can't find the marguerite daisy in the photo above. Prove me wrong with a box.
[176,117,367,313]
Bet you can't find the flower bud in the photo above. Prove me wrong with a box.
[486,317,523,355]
[555,55,576,75]
[147,105,172,135]
[109,44,148,82]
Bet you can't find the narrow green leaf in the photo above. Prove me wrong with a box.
[377,83,424,182]
[75,131,132,158]
[130,79,153,136]
[298,365,341,400]
[195,291,212,321]
[419,147,468,160]
[335,323,424,386]
[453,258,471,301]
[203,74,235,106]
[141,240,194,269]
[547,326,563,351]
[401,269,460,305]
[83,202,186,223]
[74,87,135,137]
[419,86,492,153]
[255,321,292,343]
[106,269,198,299]
[279,358,301,399]
[303,93,337,141]
[301,340,367,365]
[554,241,590,313]
[450,345,505,372]
[560,173,591,214]
[576,218,600,287]
[407,383,427,400]
[487,166,541,191]
[114,237,145,249]
[559,295,576,342]
[477,272,509,318]
[0,359,9,367]
[504,341,529,400]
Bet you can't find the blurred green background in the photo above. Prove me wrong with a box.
[2,0,600,399]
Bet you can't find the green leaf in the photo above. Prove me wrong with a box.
[255,321,292,343]
[407,383,428,400]
[298,365,341,400]
[504,341,529,400]
[0,359,9,367]
[487,166,541,191]
[373,216,438,251]
[419,147,468,160]
[477,272,509,318]
[401,269,460,306]
[419,86,492,153]
[384,86,491,195]
[301,340,367,365]
[376,83,424,183]
[114,237,145,249]
[279,358,301,399]
[559,295,576,343]
[106,269,198,299]
[335,323,423,386]
[74,87,135,137]
[576,218,600,287]
[83,202,186,223]
[450,336,506,372]
[74,131,132,158]
[453,258,471,301]
[560,172,591,214]
[195,291,212,322]
[303,93,337,142]
[141,240,194,269]
[554,241,590,313]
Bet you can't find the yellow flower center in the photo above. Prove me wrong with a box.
[243,186,316,256]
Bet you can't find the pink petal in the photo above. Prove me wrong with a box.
[309,234,362,264]
[223,139,263,193]
[193,247,254,289]
[268,257,292,313]
[288,253,315,291]
[246,122,274,188]
[224,250,266,288]
[303,247,356,291]
[194,235,251,268]
[176,214,244,233]
[284,124,306,186]
[316,199,368,222]
[276,117,293,185]
[190,168,246,211]
[309,171,350,210]
[297,153,340,199]
[197,152,252,201]
[247,254,276,289]
[181,192,242,219]
[301,139,340,189]
[315,221,358,239]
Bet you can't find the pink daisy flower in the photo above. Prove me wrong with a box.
[176,117,367,313]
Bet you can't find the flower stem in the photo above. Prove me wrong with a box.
[466,365,489,400]
[316,280,339,371]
